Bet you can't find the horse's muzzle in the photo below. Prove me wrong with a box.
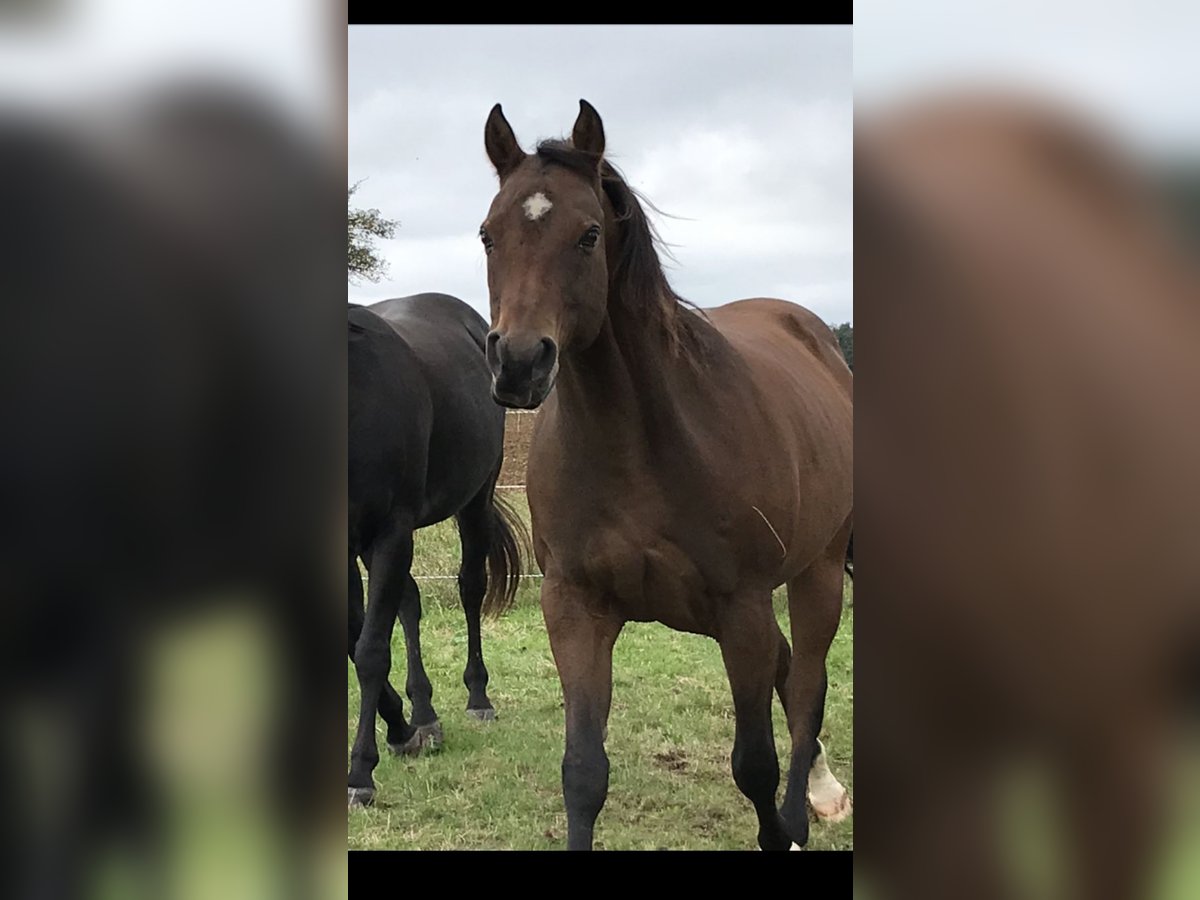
[485,330,558,409]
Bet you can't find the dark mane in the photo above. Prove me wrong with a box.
[535,139,711,360]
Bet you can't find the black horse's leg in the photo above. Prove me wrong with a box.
[780,531,852,845]
[348,525,412,806]
[542,579,623,851]
[718,593,792,851]
[348,554,414,751]
[57,618,164,899]
[274,547,358,900]
[455,487,495,719]
[394,570,442,753]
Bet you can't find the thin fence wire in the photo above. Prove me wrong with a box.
[411,573,542,581]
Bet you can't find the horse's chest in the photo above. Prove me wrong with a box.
[542,510,731,633]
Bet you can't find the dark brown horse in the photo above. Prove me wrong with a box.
[478,100,853,850]
[855,94,1200,899]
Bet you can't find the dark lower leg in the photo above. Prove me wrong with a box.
[459,563,492,715]
[396,574,437,728]
[455,503,493,715]
[721,603,791,851]
[780,671,826,845]
[883,765,1011,900]
[544,589,622,851]
[349,557,412,747]
[781,555,845,844]
[1059,729,1168,900]
[348,532,411,801]
[774,624,795,732]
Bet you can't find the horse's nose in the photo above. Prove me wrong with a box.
[486,331,557,379]
[485,330,558,407]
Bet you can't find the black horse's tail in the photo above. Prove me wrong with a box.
[481,491,530,618]
[844,530,854,581]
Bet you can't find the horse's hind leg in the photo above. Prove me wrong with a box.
[780,524,853,845]
[348,525,412,806]
[348,553,414,751]
[771,620,845,826]
[718,594,792,851]
[394,569,443,753]
[455,485,496,720]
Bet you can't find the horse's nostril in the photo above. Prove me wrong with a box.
[485,331,502,367]
[536,337,558,374]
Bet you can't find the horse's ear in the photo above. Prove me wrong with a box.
[572,99,606,158]
[485,103,525,180]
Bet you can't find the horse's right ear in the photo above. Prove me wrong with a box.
[485,104,525,180]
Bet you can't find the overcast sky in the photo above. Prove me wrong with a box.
[348,25,853,326]
[0,0,331,128]
[854,0,1200,159]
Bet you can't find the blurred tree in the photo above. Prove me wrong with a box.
[832,322,854,371]
[1156,164,1200,251]
[348,181,397,282]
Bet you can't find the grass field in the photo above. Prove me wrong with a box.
[347,493,854,851]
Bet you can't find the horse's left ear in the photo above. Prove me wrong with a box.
[572,99,606,158]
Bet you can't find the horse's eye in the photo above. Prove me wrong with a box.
[579,225,601,250]
[479,226,494,254]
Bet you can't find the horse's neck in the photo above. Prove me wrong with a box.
[551,296,695,471]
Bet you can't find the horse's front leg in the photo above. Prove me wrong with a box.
[542,578,623,851]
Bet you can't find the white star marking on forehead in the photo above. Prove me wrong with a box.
[522,192,553,221]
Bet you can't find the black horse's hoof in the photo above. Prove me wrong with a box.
[347,786,376,808]
[389,720,443,756]
[466,707,496,722]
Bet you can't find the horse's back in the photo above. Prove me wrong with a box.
[705,298,852,396]
[704,297,853,465]
[366,293,504,526]
[368,293,490,356]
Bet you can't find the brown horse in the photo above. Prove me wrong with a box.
[855,94,1200,899]
[478,99,853,850]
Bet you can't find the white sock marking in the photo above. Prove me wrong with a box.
[807,738,852,822]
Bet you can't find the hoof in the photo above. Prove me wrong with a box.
[347,786,375,808]
[389,720,443,756]
[807,743,853,823]
[806,792,854,830]
[790,842,802,851]
[466,707,496,722]
[808,788,853,823]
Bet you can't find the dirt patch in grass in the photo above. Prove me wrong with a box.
[653,749,689,772]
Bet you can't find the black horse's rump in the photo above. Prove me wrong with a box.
[347,295,526,805]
